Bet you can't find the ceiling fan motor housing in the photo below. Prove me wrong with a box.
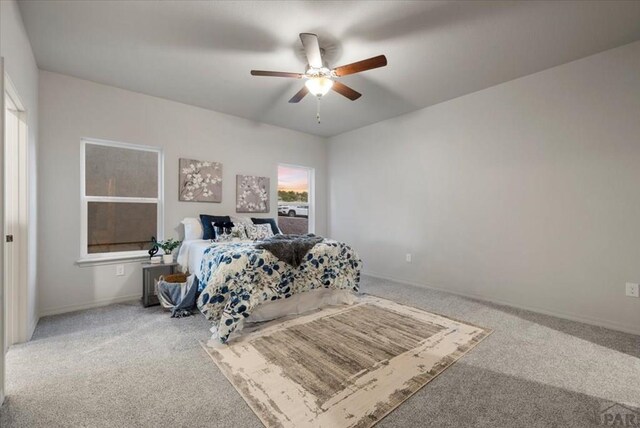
[305,65,334,79]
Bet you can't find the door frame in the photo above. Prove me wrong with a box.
[3,71,29,350]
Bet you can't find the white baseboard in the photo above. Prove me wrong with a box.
[363,271,640,336]
[39,294,142,318]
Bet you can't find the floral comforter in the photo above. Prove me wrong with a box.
[196,239,361,343]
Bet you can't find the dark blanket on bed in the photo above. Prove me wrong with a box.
[255,234,323,267]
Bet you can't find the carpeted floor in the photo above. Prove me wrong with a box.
[1,275,639,427]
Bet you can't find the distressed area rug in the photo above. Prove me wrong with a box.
[202,296,492,428]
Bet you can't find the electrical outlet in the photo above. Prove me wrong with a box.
[116,264,125,276]
[406,253,412,263]
[626,282,639,298]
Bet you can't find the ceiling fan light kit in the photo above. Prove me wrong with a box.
[305,76,334,97]
[251,33,387,123]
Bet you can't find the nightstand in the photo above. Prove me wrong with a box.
[141,262,179,307]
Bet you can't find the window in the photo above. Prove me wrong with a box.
[277,164,314,234]
[80,139,163,260]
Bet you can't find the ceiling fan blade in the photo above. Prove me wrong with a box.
[288,86,309,103]
[251,70,303,78]
[333,55,387,77]
[299,33,323,69]
[332,81,362,101]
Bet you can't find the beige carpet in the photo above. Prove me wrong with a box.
[202,296,492,428]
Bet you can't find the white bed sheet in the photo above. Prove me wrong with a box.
[247,288,355,323]
[208,288,356,346]
[176,239,213,276]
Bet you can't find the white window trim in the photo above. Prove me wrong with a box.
[78,138,164,265]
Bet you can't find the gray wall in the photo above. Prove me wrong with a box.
[38,71,327,315]
[1,0,39,339]
[37,40,640,335]
[328,41,640,334]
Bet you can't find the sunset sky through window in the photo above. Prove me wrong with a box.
[278,165,309,193]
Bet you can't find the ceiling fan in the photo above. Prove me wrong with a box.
[251,33,387,122]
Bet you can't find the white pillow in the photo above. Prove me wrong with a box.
[246,223,274,241]
[181,217,203,241]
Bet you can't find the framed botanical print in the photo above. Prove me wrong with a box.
[179,158,222,202]
[236,175,270,213]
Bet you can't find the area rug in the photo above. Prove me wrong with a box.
[202,296,492,428]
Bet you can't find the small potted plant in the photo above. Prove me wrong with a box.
[158,238,181,264]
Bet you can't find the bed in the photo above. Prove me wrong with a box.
[176,237,362,343]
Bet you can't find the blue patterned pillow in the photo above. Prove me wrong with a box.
[251,218,281,235]
[245,223,274,241]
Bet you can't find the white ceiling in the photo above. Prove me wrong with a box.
[18,1,640,137]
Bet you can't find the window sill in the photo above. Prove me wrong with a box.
[76,252,150,267]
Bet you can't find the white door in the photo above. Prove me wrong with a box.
[2,72,28,356]
[1,60,29,407]
[0,56,6,406]
[4,96,19,350]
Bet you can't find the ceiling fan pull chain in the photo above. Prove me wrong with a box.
[316,96,321,124]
